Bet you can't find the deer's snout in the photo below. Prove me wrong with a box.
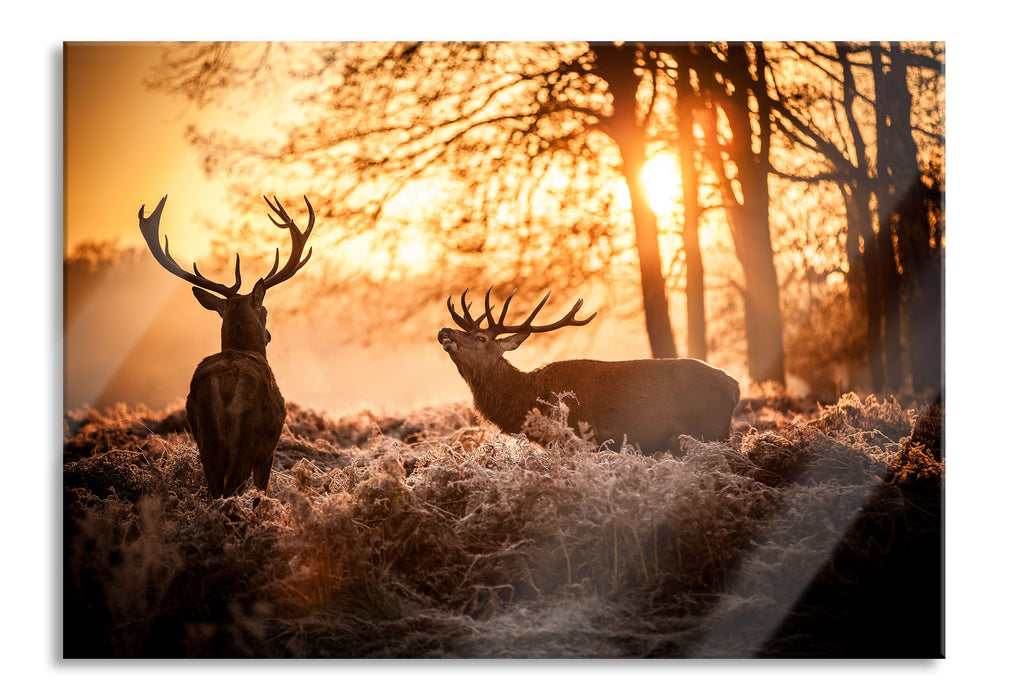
[438,328,459,353]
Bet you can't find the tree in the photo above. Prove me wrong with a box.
[148,41,945,394]
[768,41,944,396]
[591,43,677,358]
[872,42,944,397]
[684,42,787,384]
[150,41,687,358]
[665,45,708,361]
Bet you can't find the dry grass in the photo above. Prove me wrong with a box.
[63,391,943,658]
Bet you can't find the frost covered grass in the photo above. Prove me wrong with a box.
[63,392,943,658]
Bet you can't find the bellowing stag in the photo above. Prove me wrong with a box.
[138,195,314,497]
[438,287,739,454]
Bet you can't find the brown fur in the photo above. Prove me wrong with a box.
[439,326,740,454]
[185,282,287,498]
[186,350,285,497]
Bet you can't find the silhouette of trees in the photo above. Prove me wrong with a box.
[147,41,944,393]
[591,43,677,358]
[676,42,787,384]
[666,45,707,361]
[150,42,689,358]
[768,41,944,397]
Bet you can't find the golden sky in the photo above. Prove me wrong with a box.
[64,42,232,258]
[62,45,480,415]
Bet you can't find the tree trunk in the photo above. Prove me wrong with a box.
[724,178,787,385]
[870,42,907,393]
[715,43,786,384]
[897,180,943,397]
[888,44,943,398]
[622,143,679,359]
[842,182,886,391]
[836,42,885,392]
[594,43,678,359]
[672,56,707,360]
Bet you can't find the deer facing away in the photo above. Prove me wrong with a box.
[138,195,315,498]
[438,288,740,454]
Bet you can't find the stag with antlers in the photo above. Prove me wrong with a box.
[138,195,315,498]
[438,287,740,454]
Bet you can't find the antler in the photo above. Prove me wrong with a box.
[138,195,242,298]
[448,286,597,336]
[447,288,491,331]
[261,195,315,291]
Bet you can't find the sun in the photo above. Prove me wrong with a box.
[615,153,682,216]
[642,153,681,216]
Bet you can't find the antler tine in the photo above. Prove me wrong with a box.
[482,287,518,333]
[448,287,486,330]
[447,288,468,328]
[490,290,597,336]
[521,290,552,327]
[261,195,315,291]
[481,286,498,327]
[499,288,518,324]
[193,255,242,295]
[138,195,242,298]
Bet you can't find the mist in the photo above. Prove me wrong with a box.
[63,252,476,417]
[62,250,685,418]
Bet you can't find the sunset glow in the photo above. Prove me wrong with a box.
[60,40,945,664]
[642,154,682,215]
[63,41,944,416]
[617,153,682,216]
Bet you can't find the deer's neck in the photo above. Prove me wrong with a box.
[221,314,268,356]
[461,358,539,434]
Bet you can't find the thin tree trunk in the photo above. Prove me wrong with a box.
[673,60,707,360]
[725,180,786,385]
[842,182,885,391]
[837,43,885,392]
[870,42,907,392]
[620,138,678,358]
[594,43,678,359]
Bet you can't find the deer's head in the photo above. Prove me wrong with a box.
[438,287,596,379]
[138,195,314,356]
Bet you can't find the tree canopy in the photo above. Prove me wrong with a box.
[147,41,944,396]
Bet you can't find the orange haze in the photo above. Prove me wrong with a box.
[65,43,234,256]
[63,43,691,417]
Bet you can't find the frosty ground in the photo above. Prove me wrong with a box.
[63,390,943,658]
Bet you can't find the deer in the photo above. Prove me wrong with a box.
[438,287,740,454]
[138,194,315,498]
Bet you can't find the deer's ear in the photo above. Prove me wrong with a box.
[192,287,226,316]
[499,332,530,352]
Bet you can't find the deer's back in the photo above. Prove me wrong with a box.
[188,350,285,432]
[186,350,286,495]
[189,347,282,399]
[531,357,739,451]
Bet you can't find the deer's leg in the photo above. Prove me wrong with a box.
[665,435,685,456]
[202,458,225,498]
[219,450,248,498]
[252,451,274,493]
[189,409,225,498]
[250,392,284,494]
[664,418,692,455]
